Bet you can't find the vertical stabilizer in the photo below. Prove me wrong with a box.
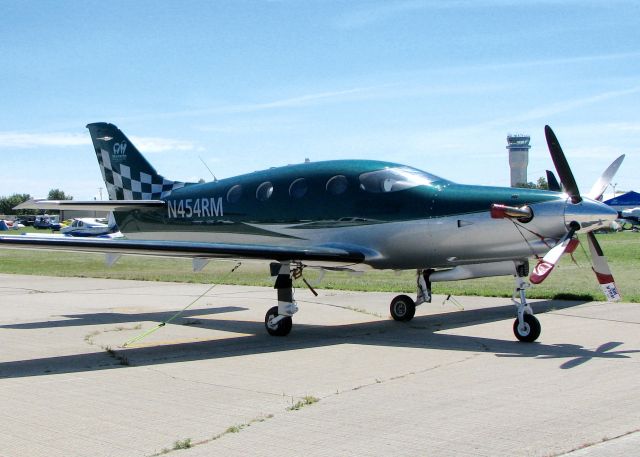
[86,122,193,200]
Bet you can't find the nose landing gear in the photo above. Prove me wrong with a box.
[512,264,541,342]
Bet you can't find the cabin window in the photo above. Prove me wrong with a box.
[326,175,348,195]
[289,178,308,199]
[359,167,440,193]
[227,184,243,203]
[256,181,274,201]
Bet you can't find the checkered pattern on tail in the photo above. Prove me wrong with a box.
[95,147,187,200]
[87,122,195,200]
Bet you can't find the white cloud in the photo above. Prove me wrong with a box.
[0,132,90,148]
[469,86,640,130]
[0,131,201,153]
[114,86,385,124]
[334,0,633,29]
[129,136,201,153]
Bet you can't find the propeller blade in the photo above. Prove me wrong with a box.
[586,232,621,302]
[587,154,625,201]
[530,226,580,284]
[546,170,562,192]
[545,125,582,203]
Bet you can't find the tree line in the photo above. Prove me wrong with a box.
[0,189,72,215]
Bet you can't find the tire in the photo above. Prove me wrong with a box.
[264,306,292,336]
[390,295,416,321]
[513,314,541,342]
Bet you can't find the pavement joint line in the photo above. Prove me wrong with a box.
[548,311,640,325]
[144,353,481,455]
[296,298,384,318]
[141,366,287,398]
[147,413,276,457]
[148,353,482,455]
[554,428,640,455]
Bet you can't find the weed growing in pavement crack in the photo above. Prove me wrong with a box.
[173,439,192,450]
[287,395,319,411]
[104,346,130,366]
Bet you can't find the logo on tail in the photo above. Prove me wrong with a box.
[113,141,127,159]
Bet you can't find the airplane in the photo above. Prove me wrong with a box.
[617,207,640,230]
[60,216,119,237]
[0,123,625,343]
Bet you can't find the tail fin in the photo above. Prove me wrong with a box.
[86,122,193,200]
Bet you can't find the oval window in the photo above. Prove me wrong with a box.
[326,175,348,195]
[256,181,274,201]
[226,184,243,203]
[289,178,308,199]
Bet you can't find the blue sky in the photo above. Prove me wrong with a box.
[1,0,638,200]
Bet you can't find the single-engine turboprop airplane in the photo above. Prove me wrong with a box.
[0,123,624,342]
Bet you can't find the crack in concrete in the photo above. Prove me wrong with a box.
[548,311,640,325]
[553,428,640,456]
[142,366,285,398]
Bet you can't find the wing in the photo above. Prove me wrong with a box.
[15,199,165,211]
[0,235,367,265]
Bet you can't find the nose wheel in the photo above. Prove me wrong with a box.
[512,269,541,342]
[513,313,541,342]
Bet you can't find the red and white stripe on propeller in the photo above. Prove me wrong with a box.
[586,232,621,302]
[530,224,579,284]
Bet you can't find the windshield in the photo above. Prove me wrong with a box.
[359,167,445,193]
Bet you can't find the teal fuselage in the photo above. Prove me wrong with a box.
[113,160,564,269]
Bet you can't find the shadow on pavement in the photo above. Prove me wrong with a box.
[1,298,638,378]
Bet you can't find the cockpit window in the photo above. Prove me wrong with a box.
[359,167,443,193]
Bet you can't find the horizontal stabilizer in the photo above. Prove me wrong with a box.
[14,199,165,211]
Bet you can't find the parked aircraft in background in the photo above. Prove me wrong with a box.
[61,217,114,237]
[0,123,624,342]
[617,207,640,230]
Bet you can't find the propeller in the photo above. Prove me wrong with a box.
[587,154,625,201]
[544,125,581,203]
[530,222,579,284]
[586,232,621,301]
[530,126,622,302]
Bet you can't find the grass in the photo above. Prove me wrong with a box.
[287,396,319,411]
[172,439,192,450]
[0,230,638,302]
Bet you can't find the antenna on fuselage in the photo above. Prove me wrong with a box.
[199,156,217,182]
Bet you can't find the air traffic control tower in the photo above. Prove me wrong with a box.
[507,134,530,187]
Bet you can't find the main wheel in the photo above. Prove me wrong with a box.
[265,306,292,336]
[513,314,541,342]
[390,295,416,321]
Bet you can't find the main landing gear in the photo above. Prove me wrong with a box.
[264,262,298,336]
[390,269,432,322]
